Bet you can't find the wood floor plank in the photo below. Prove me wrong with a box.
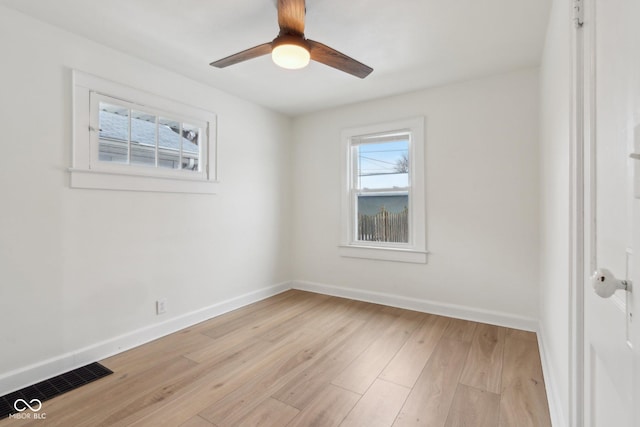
[444,384,500,427]
[331,314,419,394]
[505,328,537,342]
[393,337,471,427]
[259,296,366,343]
[340,379,411,427]
[499,335,551,427]
[198,319,363,426]
[178,289,301,335]
[102,328,215,373]
[16,355,200,427]
[183,308,294,364]
[459,323,505,394]
[235,398,299,427]
[273,307,402,409]
[83,337,279,426]
[179,415,216,427]
[116,330,318,427]
[200,291,329,340]
[344,299,395,321]
[286,384,361,427]
[442,318,478,343]
[183,331,257,364]
[379,314,450,387]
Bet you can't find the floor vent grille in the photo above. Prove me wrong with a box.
[0,362,113,419]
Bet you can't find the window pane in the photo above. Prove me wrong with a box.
[356,139,409,190]
[130,110,157,167]
[181,123,200,171]
[158,118,181,169]
[357,194,409,243]
[98,103,129,163]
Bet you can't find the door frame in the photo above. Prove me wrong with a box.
[571,0,635,425]
[569,0,593,425]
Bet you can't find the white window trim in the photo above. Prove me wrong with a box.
[70,70,219,194]
[339,117,428,263]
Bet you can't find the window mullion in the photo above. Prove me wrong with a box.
[127,108,132,164]
[179,123,183,169]
[352,188,359,243]
[358,187,409,194]
[155,117,159,168]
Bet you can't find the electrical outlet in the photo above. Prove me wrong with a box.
[156,298,167,315]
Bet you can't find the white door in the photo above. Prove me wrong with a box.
[583,0,639,425]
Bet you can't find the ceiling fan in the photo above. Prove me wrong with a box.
[210,0,373,79]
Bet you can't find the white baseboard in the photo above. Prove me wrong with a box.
[292,280,538,331]
[0,282,291,396]
[537,323,567,427]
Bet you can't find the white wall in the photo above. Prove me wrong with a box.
[538,0,572,425]
[0,3,555,404]
[291,68,541,325]
[0,6,292,392]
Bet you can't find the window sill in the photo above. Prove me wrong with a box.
[338,245,428,264]
[69,168,219,194]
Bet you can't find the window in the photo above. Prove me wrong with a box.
[93,94,204,174]
[340,117,427,263]
[70,71,217,194]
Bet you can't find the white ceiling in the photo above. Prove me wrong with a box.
[0,0,551,116]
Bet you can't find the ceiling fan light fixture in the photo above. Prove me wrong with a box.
[271,35,310,70]
[209,0,373,78]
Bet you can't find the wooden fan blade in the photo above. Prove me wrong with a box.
[210,43,272,68]
[278,0,305,35]
[308,40,373,79]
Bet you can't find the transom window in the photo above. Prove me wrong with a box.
[340,117,426,263]
[95,96,203,173]
[70,70,217,194]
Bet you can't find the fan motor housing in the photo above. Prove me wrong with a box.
[272,34,311,51]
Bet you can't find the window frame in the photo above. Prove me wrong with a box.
[70,70,218,194]
[340,117,427,263]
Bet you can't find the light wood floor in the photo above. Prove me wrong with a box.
[1,290,551,427]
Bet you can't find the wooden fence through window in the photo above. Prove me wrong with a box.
[358,206,408,243]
